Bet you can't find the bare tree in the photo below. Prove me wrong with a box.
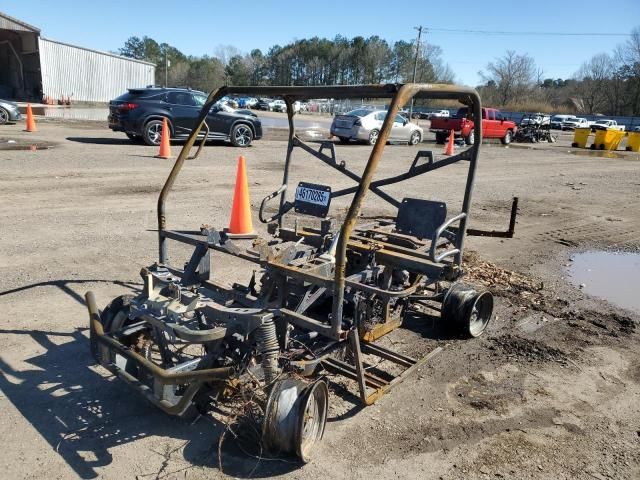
[573,53,613,113]
[479,50,538,105]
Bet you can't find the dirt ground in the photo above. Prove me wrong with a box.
[1,117,639,480]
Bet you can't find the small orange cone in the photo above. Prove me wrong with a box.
[156,118,171,158]
[444,129,454,155]
[25,103,37,132]
[227,156,255,237]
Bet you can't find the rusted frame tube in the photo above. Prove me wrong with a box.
[453,91,482,264]
[278,96,297,228]
[157,87,230,264]
[85,292,234,385]
[330,84,417,339]
[294,137,401,208]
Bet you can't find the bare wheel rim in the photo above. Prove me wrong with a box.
[468,291,493,337]
[0,108,8,124]
[234,125,252,145]
[148,122,162,144]
[297,380,328,462]
[369,130,379,144]
[410,131,421,145]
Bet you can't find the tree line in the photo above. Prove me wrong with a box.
[477,27,640,116]
[119,28,640,116]
[118,35,453,93]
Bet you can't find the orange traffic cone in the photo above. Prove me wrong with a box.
[25,103,37,132]
[227,156,255,238]
[444,129,454,155]
[156,118,171,158]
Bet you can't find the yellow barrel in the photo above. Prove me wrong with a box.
[591,128,626,150]
[571,127,591,148]
[626,131,640,152]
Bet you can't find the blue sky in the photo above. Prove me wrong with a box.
[4,0,639,85]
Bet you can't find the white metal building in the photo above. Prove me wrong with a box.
[0,11,155,102]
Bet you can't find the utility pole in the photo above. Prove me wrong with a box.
[409,25,423,121]
[165,51,170,87]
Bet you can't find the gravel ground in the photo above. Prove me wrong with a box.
[0,118,639,480]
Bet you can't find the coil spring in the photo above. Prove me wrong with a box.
[256,318,280,384]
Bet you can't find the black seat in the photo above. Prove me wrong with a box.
[395,198,447,240]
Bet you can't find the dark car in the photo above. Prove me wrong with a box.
[0,98,22,124]
[108,87,262,147]
[255,98,273,111]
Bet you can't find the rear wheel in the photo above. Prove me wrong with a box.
[442,283,493,338]
[0,107,9,125]
[142,119,167,146]
[465,130,475,145]
[338,136,350,144]
[263,378,329,463]
[435,132,447,144]
[501,130,513,145]
[409,130,422,145]
[368,129,379,146]
[231,123,253,147]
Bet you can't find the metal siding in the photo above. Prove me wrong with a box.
[39,38,155,102]
[0,13,40,32]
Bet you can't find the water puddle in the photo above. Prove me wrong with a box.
[568,251,640,313]
[0,138,55,151]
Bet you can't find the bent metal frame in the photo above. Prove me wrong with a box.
[87,83,493,413]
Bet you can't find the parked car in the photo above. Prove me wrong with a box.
[591,119,625,132]
[0,98,22,124]
[255,98,274,111]
[429,110,450,119]
[520,113,550,126]
[272,99,287,112]
[633,126,640,132]
[561,117,590,130]
[237,97,258,108]
[550,115,575,130]
[330,108,423,145]
[108,87,262,147]
[430,107,517,145]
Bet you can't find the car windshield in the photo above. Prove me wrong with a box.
[346,109,373,117]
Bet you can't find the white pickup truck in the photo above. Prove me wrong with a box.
[590,119,625,132]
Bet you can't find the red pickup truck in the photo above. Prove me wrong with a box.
[430,107,517,145]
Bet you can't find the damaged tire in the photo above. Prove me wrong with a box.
[441,283,493,338]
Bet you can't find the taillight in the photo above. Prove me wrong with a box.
[118,103,139,111]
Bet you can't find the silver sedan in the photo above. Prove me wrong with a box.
[330,108,423,145]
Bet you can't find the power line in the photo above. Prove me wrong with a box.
[428,28,631,37]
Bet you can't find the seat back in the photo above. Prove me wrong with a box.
[395,198,447,239]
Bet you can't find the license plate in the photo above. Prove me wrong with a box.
[294,182,331,217]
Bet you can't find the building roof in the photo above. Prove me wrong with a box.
[0,11,41,33]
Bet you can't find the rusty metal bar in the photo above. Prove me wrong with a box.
[85,291,235,385]
[331,84,415,338]
[466,197,519,238]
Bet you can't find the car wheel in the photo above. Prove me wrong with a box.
[338,136,350,144]
[368,129,379,146]
[0,107,9,125]
[409,130,422,145]
[142,119,167,146]
[231,123,253,147]
[465,131,475,145]
[435,132,447,144]
[501,130,513,145]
